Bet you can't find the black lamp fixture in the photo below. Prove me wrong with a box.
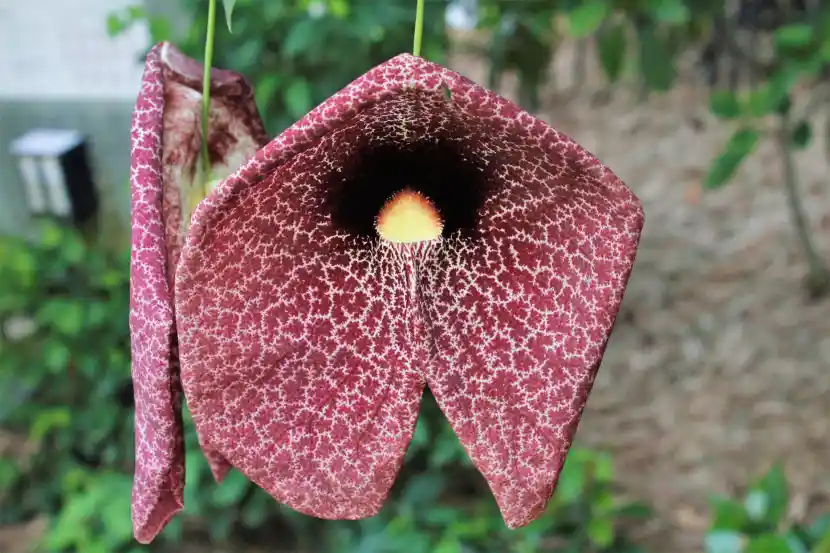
[9,129,99,226]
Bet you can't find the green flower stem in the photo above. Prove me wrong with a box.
[201,0,218,185]
[412,0,425,57]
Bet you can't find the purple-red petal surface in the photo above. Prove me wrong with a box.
[130,42,267,544]
[174,53,644,531]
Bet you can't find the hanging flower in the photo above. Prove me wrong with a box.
[130,42,268,543]
[131,43,644,544]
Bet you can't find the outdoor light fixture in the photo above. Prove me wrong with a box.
[9,129,99,225]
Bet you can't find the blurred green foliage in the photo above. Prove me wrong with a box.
[177,0,450,134]
[706,464,830,553]
[0,222,135,551]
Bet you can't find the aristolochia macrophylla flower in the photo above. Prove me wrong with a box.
[130,42,268,543]
[131,44,644,544]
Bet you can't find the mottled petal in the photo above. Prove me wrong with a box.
[130,41,268,544]
[174,156,427,518]
[417,106,643,528]
[174,53,642,528]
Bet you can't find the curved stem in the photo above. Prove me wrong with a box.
[412,0,425,57]
[778,114,830,298]
[201,0,218,184]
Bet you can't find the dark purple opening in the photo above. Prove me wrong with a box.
[320,93,494,242]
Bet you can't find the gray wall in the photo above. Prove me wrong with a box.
[0,100,134,244]
[0,0,191,245]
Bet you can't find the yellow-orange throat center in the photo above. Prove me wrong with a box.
[375,188,443,244]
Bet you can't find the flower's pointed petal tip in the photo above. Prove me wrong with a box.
[490,469,564,530]
[132,486,184,544]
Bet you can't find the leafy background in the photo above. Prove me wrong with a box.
[2,0,830,552]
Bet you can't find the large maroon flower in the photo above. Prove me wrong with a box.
[131,42,643,544]
[130,42,268,543]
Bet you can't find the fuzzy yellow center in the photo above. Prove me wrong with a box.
[375,188,443,244]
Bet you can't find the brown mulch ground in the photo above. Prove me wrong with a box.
[449,37,830,553]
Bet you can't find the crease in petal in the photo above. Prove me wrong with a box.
[130,41,268,543]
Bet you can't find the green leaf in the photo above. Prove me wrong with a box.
[424,506,465,525]
[126,5,146,20]
[815,528,830,553]
[704,128,761,189]
[38,300,85,336]
[212,469,249,506]
[745,535,791,553]
[744,490,769,521]
[614,502,653,519]
[755,463,788,527]
[637,25,676,91]
[597,20,627,83]
[400,473,446,508]
[95,474,135,547]
[429,426,466,468]
[208,512,234,542]
[594,452,615,482]
[821,33,830,62]
[106,14,127,37]
[39,221,64,249]
[147,16,173,44]
[705,530,744,553]
[555,464,583,503]
[555,450,592,503]
[774,23,814,52]
[567,2,609,38]
[282,18,319,57]
[410,415,430,449]
[328,0,350,19]
[240,493,271,528]
[254,73,283,117]
[591,489,616,515]
[0,458,19,491]
[434,537,463,553]
[709,496,750,530]
[784,532,809,553]
[159,517,183,544]
[30,407,71,442]
[587,517,614,548]
[222,0,236,32]
[745,69,797,118]
[284,78,313,120]
[791,120,812,150]
[649,0,690,23]
[709,91,742,119]
[810,515,830,541]
[44,340,71,373]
